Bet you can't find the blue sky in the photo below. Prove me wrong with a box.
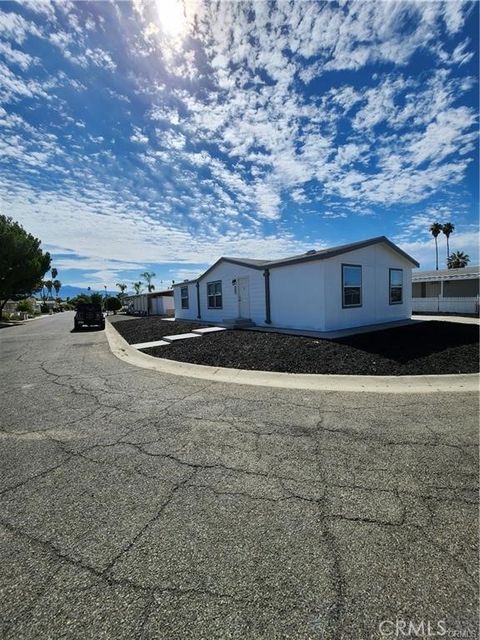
[0,0,478,292]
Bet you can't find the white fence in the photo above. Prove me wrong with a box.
[412,297,479,315]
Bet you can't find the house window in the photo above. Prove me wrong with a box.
[342,264,362,308]
[180,286,189,309]
[207,281,222,309]
[389,269,403,304]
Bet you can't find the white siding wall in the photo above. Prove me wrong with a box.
[174,264,265,323]
[322,245,413,331]
[173,283,198,320]
[127,293,175,315]
[151,295,175,315]
[164,296,175,313]
[127,294,148,313]
[269,261,325,330]
[197,262,265,324]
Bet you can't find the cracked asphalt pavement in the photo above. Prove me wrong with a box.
[0,312,478,639]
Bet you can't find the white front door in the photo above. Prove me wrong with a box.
[237,277,250,318]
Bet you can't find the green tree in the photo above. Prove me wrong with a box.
[441,222,455,260]
[71,294,91,307]
[133,281,143,294]
[141,271,156,292]
[105,296,122,314]
[116,282,127,297]
[90,292,103,305]
[0,215,51,320]
[37,281,46,301]
[429,222,443,271]
[51,267,58,280]
[53,279,61,298]
[44,280,53,299]
[16,299,34,315]
[447,250,470,269]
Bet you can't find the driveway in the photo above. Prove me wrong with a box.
[0,312,478,639]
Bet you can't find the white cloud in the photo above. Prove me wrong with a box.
[19,0,57,21]
[442,0,469,34]
[407,107,477,166]
[397,230,479,271]
[130,127,149,144]
[0,0,476,281]
[450,39,475,66]
[0,11,40,43]
[255,182,282,220]
[0,183,316,284]
[0,41,38,70]
[0,62,55,103]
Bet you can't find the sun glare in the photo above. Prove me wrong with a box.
[156,0,187,38]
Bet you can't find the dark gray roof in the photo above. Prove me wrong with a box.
[172,236,419,285]
[263,236,419,268]
[412,265,479,281]
[222,257,266,266]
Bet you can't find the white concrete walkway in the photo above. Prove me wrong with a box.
[246,318,421,340]
[411,314,479,325]
[131,326,226,350]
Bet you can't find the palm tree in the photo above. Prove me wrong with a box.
[116,282,127,297]
[53,279,61,298]
[441,222,455,261]
[429,222,443,270]
[39,280,47,302]
[133,281,143,294]
[44,279,53,299]
[447,251,470,269]
[141,271,156,292]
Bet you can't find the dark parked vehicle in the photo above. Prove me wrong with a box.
[74,303,105,331]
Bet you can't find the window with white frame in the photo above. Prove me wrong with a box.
[389,269,403,304]
[342,264,362,308]
[180,286,189,309]
[207,281,222,309]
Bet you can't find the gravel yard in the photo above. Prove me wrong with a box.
[135,320,479,376]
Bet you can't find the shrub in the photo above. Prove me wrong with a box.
[105,296,122,313]
[16,299,34,315]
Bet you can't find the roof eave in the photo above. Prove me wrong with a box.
[265,236,419,269]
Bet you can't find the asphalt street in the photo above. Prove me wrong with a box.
[0,312,478,640]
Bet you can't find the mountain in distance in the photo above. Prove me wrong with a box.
[42,285,119,299]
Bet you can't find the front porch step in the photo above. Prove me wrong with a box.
[222,318,256,328]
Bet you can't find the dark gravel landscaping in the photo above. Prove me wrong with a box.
[109,315,207,344]
[140,320,479,376]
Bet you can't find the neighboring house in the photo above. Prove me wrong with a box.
[412,266,479,315]
[173,236,419,332]
[3,297,42,316]
[125,290,174,316]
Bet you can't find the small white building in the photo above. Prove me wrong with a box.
[173,236,419,332]
[125,290,175,316]
[412,266,479,315]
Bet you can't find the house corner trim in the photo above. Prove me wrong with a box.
[263,268,271,324]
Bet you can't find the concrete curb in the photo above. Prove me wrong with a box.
[105,321,479,394]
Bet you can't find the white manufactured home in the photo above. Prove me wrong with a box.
[173,236,419,332]
[124,290,175,316]
[412,266,479,315]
